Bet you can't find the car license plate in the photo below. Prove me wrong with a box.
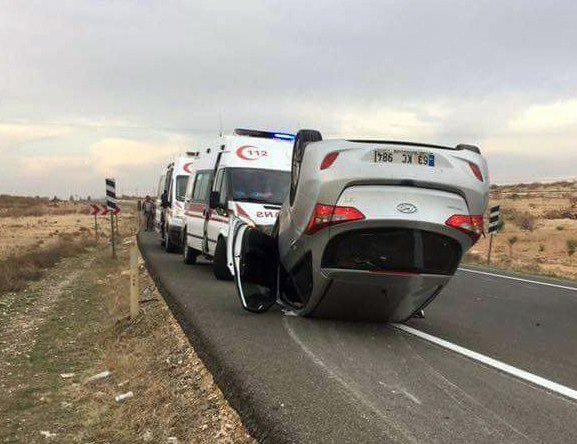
[373,149,435,167]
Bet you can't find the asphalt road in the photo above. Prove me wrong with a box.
[140,231,577,443]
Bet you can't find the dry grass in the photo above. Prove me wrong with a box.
[0,194,88,218]
[0,207,252,443]
[0,233,96,294]
[73,267,254,443]
[467,181,577,279]
[0,195,138,296]
[0,195,97,260]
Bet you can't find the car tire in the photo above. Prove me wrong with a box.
[290,129,322,206]
[183,236,197,265]
[213,237,232,280]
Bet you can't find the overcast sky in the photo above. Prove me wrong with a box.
[1,0,576,197]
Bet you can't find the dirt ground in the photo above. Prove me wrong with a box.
[466,181,577,280]
[0,214,97,259]
[0,197,119,260]
[0,200,254,443]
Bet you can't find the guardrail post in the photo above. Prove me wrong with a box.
[110,213,116,259]
[137,200,142,234]
[487,233,494,265]
[94,213,99,243]
[130,240,139,319]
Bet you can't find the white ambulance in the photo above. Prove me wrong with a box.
[182,129,293,279]
[155,152,200,252]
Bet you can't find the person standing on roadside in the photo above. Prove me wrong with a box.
[142,196,155,231]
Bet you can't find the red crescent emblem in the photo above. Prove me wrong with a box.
[183,162,195,173]
[236,145,268,161]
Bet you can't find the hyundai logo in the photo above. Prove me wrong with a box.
[396,203,417,214]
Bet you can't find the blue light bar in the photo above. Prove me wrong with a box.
[234,128,295,141]
[273,132,295,140]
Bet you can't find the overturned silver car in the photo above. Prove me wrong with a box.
[227,130,490,322]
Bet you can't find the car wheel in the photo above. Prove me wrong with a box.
[213,236,232,280]
[183,237,197,265]
[290,129,322,206]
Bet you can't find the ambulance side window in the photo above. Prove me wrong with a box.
[165,168,173,204]
[213,169,223,194]
[191,171,211,202]
[157,175,165,199]
[219,170,228,207]
[185,174,195,202]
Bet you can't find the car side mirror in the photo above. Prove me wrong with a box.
[161,194,169,208]
[209,191,220,209]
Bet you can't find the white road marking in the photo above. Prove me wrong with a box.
[393,323,577,402]
[458,267,577,292]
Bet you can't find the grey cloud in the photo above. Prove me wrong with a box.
[1,0,576,195]
[3,1,577,121]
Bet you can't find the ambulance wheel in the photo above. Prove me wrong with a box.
[213,237,232,280]
[290,129,323,206]
[165,229,176,253]
[160,225,166,246]
[183,240,197,265]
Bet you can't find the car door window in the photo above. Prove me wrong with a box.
[231,221,277,313]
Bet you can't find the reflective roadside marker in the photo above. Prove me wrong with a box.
[106,178,117,259]
[106,178,117,211]
[486,205,500,265]
[488,205,500,234]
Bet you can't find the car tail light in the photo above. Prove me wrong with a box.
[468,162,483,182]
[320,151,340,170]
[305,204,365,235]
[445,214,484,243]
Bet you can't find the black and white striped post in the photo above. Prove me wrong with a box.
[487,205,501,265]
[106,178,117,258]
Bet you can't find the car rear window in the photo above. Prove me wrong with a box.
[321,228,462,275]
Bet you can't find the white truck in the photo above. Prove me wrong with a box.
[182,129,293,279]
[155,152,200,252]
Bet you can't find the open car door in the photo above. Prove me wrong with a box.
[228,216,278,313]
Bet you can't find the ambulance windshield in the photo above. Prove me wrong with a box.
[229,168,290,205]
